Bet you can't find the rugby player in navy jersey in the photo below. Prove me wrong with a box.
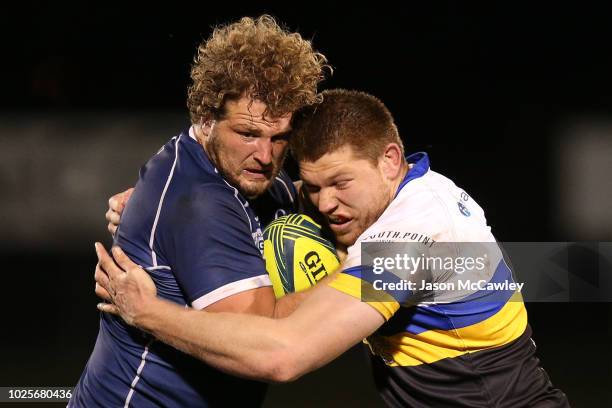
[97,90,569,407]
[69,15,329,408]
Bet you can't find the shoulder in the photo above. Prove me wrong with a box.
[157,181,254,236]
[355,169,491,246]
[173,181,247,216]
[360,171,456,242]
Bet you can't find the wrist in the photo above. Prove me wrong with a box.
[133,296,165,332]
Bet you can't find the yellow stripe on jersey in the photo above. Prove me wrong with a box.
[368,293,527,367]
[330,272,527,367]
[329,272,400,320]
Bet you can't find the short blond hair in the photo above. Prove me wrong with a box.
[291,89,403,164]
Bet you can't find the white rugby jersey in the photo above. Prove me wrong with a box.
[329,151,526,356]
[336,152,505,308]
[327,152,569,408]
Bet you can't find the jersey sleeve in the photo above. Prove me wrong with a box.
[158,184,270,309]
[329,245,401,321]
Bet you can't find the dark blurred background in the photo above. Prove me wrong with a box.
[1,1,611,407]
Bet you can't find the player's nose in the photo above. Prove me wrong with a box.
[253,138,273,165]
[318,188,338,214]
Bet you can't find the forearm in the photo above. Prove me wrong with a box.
[137,297,293,381]
[272,271,344,318]
[272,290,311,318]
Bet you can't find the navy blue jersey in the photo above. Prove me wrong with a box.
[70,128,297,407]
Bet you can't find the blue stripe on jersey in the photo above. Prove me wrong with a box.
[378,260,517,336]
[395,152,430,197]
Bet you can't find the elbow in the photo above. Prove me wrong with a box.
[263,349,305,383]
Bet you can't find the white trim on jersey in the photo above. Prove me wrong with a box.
[123,338,154,408]
[191,274,272,310]
[275,176,294,204]
[188,125,198,141]
[148,135,181,267]
[145,265,171,271]
[222,179,253,232]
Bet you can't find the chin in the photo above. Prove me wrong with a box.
[238,179,272,199]
[336,232,359,248]
[335,223,369,247]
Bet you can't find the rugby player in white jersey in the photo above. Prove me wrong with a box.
[97,89,569,407]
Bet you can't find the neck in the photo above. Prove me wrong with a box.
[193,125,207,148]
[388,160,410,203]
[193,125,218,168]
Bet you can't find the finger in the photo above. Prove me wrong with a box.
[108,222,118,236]
[108,194,124,213]
[105,208,121,225]
[111,246,139,272]
[121,188,135,206]
[95,283,112,301]
[97,303,119,315]
[94,262,111,291]
[95,242,125,279]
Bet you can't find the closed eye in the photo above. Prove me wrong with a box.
[237,131,257,138]
[271,131,291,143]
[304,183,320,193]
[335,180,352,189]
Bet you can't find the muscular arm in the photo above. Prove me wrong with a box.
[204,285,311,318]
[102,186,314,319]
[97,245,384,382]
[138,281,381,382]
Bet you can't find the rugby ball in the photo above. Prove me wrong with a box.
[263,214,340,298]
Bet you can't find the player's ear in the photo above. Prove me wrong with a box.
[380,143,403,180]
[194,121,215,144]
[200,121,215,137]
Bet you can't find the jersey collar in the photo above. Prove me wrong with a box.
[395,152,430,197]
[184,126,220,175]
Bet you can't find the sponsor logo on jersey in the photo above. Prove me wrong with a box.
[362,230,436,247]
[457,201,471,217]
[252,227,264,253]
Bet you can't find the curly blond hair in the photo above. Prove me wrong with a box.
[187,15,330,123]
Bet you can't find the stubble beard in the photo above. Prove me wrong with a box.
[206,135,285,200]
[336,183,392,247]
